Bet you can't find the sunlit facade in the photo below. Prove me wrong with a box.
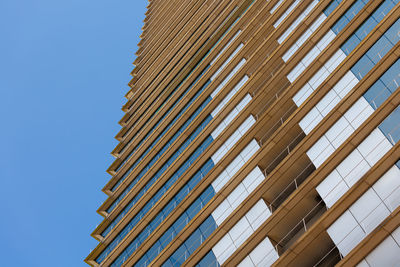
[85,0,400,266]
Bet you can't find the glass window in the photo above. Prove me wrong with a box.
[367,36,392,64]
[324,0,340,16]
[196,250,220,267]
[381,60,400,93]
[379,106,400,144]
[186,229,202,254]
[199,216,218,239]
[355,16,378,40]
[385,19,400,45]
[341,34,361,55]
[363,79,391,109]
[351,55,374,79]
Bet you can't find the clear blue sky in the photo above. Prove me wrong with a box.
[0,0,146,266]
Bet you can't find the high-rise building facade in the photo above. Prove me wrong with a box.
[85,0,400,266]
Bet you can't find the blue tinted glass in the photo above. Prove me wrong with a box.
[381,60,400,93]
[366,36,392,65]
[364,80,391,110]
[200,186,215,204]
[385,19,400,45]
[187,198,202,220]
[188,172,202,190]
[146,241,161,264]
[379,106,400,144]
[332,15,349,34]
[324,0,340,16]
[355,16,378,40]
[160,227,175,249]
[169,245,187,267]
[373,1,395,22]
[196,250,220,267]
[162,259,174,267]
[186,229,202,254]
[135,254,150,267]
[173,213,188,233]
[341,34,361,55]
[199,216,217,239]
[351,55,374,79]
[344,1,364,21]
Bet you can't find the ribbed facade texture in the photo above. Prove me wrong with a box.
[85,0,400,266]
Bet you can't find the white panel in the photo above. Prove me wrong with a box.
[349,189,384,224]
[336,149,368,187]
[211,58,246,98]
[306,135,335,167]
[325,117,354,149]
[225,131,241,152]
[229,217,253,247]
[211,91,251,137]
[211,145,227,163]
[211,121,227,139]
[237,256,255,267]
[224,109,237,126]
[226,156,245,177]
[245,199,271,230]
[309,66,329,90]
[212,137,258,192]
[316,29,336,51]
[282,43,299,62]
[327,210,359,244]
[372,166,400,199]
[373,166,400,211]
[356,259,370,267]
[212,199,233,226]
[358,129,393,166]
[310,14,327,32]
[365,235,400,267]
[212,170,230,192]
[210,30,242,66]
[240,139,260,162]
[212,234,235,263]
[273,0,301,28]
[238,116,256,135]
[360,202,390,234]
[227,182,248,208]
[299,107,323,134]
[297,28,313,46]
[211,44,244,81]
[270,0,283,14]
[304,0,318,14]
[242,167,265,192]
[287,62,306,83]
[293,82,313,107]
[213,199,273,265]
[316,89,340,117]
[317,169,349,208]
[327,210,366,256]
[316,169,343,200]
[278,0,318,44]
[391,226,400,245]
[302,46,320,67]
[336,72,359,98]
[325,49,346,72]
[338,225,365,256]
[212,171,266,227]
[344,97,374,129]
[248,236,279,267]
[324,179,349,208]
[237,93,252,110]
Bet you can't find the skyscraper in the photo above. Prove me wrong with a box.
[85,0,400,266]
